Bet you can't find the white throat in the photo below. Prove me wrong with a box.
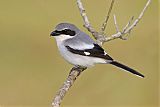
[54,34,73,42]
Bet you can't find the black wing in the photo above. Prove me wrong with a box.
[65,44,113,60]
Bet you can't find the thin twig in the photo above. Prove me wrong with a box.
[101,0,115,33]
[76,0,95,34]
[76,0,106,45]
[122,16,134,33]
[113,14,119,32]
[105,0,151,42]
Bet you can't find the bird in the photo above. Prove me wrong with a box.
[50,23,144,78]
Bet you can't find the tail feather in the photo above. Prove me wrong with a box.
[110,61,144,78]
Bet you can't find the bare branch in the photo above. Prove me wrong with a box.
[76,0,107,45]
[101,0,115,33]
[113,14,119,32]
[122,16,134,33]
[124,0,151,34]
[52,67,86,107]
[105,0,151,42]
[76,0,95,34]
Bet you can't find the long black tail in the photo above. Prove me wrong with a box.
[110,61,144,78]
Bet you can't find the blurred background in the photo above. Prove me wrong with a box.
[0,0,158,107]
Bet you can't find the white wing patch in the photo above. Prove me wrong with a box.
[84,52,90,55]
[104,51,107,55]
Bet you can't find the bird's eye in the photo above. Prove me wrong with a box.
[63,29,76,36]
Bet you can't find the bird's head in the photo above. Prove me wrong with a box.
[50,23,80,41]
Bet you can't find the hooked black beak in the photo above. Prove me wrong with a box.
[50,31,60,36]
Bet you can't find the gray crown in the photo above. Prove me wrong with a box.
[55,23,80,34]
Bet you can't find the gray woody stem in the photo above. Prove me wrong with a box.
[52,67,86,107]
[101,0,115,33]
[77,0,151,44]
[105,0,151,42]
[52,0,151,107]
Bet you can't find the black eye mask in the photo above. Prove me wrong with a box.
[55,29,76,36]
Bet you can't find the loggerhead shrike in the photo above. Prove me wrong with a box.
[50,23,144,78]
